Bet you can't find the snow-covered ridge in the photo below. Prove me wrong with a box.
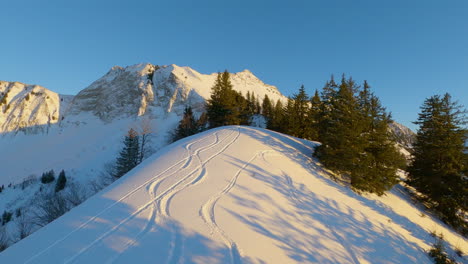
[1,126,466,263]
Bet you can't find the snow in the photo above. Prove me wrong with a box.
[0,81,61,133]
[0,63,287,188]
[1,126,466,263]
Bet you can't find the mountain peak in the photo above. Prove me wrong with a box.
[63,63,286,122]
[0,81,61,133]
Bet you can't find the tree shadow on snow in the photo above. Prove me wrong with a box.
[222,127,435,263]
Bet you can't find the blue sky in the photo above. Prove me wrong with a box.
[1,0,467,130]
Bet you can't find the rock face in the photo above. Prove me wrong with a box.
[0,63,286,133]
[66,64,157,121]
[0,81,64,133]
[65,63,287,122]
[389,121,416,151]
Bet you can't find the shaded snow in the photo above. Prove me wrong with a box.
[1,127,466,263]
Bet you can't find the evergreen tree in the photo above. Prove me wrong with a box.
[353,81,405,194]
[235,91,251,125]
[262,94,273,122]
[315,75,363,175]
[55,170,67,192]
[267,99,285,132]
[285,85,311,138]
[173,106,199,142]
[2,211,12,225]
[317,75,339,143]
[41,170,55,184]
[206,71,243,127]
[115,128,140,178]
[316,77,403,195]
[407,93,467,227]
[283,97,295,134]
[197,112,208,131]
[246,91,256,116]
[308,90,321,140]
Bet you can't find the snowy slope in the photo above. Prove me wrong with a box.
[1,126,466,264]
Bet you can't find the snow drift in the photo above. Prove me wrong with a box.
[1,126,466,264]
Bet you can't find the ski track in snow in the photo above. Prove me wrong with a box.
[24,131,219,264]
[200,146,268,264]
[68,128,240,264]
[103,131,224,264]
[163,128,241,264]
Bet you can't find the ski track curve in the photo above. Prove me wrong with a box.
[66,128,240,264]
[103,131,223,264]
[24,131,218,264]
[163,128,240,264]
[199,147,268,264]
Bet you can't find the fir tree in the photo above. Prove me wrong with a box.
[285,85,311,138]
[308,90,321,140]
[315,75,363,175]
[316,77,403,195]
[317,75,339,143]
[267,99,285,132]
[262,94,273,122]
[235,91,251,125]
[41,170,55,184]
[407,93,467,227]
[197,112,208,131]
[206,71,243,127]
[55,170,67,192]
[353,81,405,195]
[173,106,199,142]
[246,91,256,116]
[115,128,140,178]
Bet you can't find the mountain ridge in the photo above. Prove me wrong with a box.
[1,126,465,263]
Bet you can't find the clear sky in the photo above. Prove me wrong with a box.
[1,0,467,130]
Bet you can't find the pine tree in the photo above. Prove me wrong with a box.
[115,128,140,178]
[41,170,55,184]
[267,99,285,132]
[286,85,310,138]
[316,77,404,195]
[235,91,251,125]
[317,75,339,143]
[246,91,256,116]
[353,81,405,195]
[308,90,321,140]
[315,75,363,175]
[197,112,208,131]
[407,93,467,227]
[262,94,273,122]
[55,170,67,192]
[173,106,199,142]
[206,71,243,127]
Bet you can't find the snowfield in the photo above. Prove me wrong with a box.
[1,126,467,263]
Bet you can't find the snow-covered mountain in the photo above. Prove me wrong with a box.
[0,81,71,134]
[389,121,416,151]
[65,63,285,122]
[1,126,466,263]
[0,64,287,186]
